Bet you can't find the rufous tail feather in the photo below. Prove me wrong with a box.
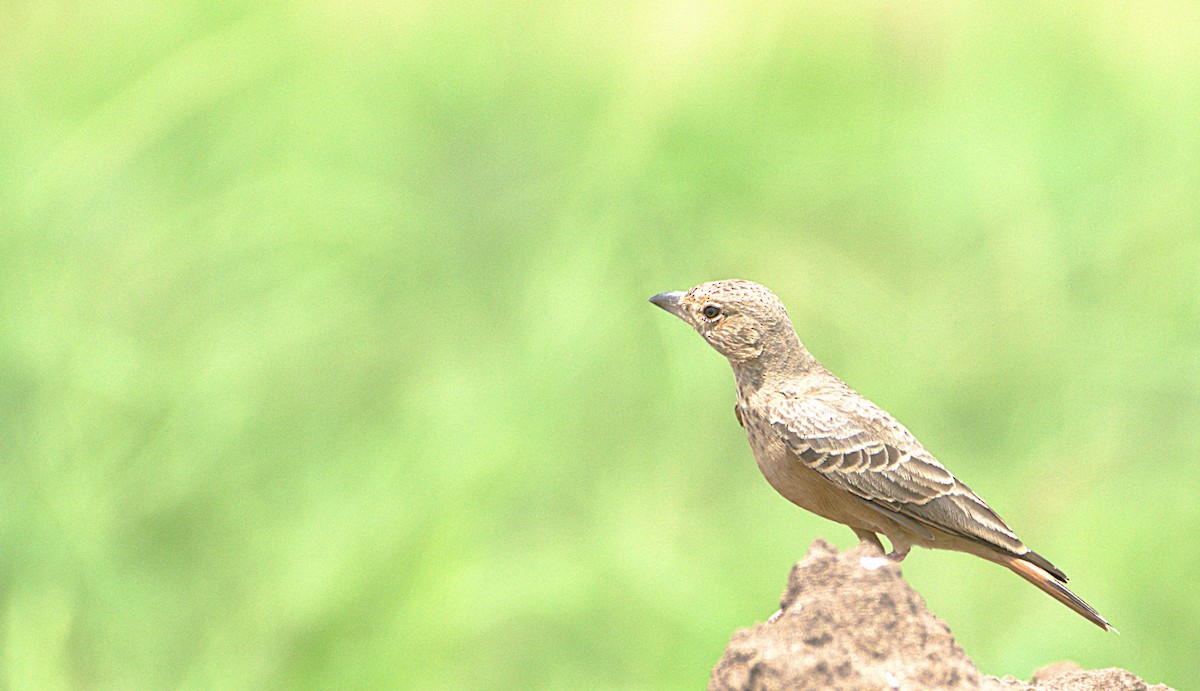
[1000,554,1115,633]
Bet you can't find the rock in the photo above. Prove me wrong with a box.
[709,539,1173,691]
[995,663,1175,690]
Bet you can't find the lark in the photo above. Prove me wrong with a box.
[650,279,1112,631]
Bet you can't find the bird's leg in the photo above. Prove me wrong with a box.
[885,543,910,563]
[854,528,888,570]
[862,540,911,571]
[856,529,906,571]
[852,528,886,555]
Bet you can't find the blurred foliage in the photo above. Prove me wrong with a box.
[1,1,1198,689]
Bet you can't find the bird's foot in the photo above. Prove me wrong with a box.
[860,545,909,571]
[767,608,784,624]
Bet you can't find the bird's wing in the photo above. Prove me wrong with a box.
[767,390,1029,556]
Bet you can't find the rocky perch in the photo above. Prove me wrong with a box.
[710,539,1171,691]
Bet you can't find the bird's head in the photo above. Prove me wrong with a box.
[648,279,796,364]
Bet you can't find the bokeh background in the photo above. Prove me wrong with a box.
[2,1,1198,688]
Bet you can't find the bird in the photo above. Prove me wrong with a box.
[648,279,1113,631]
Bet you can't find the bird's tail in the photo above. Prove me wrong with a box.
[998,552,1115,632]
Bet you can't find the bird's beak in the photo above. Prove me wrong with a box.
[648,290,687,320]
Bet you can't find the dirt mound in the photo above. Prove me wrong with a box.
[709,539,1171,691]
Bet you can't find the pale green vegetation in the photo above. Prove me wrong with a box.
[1,2,1197,689]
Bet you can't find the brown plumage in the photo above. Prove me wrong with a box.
[649,279,1112,631]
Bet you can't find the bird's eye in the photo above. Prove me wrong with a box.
[702,304,721,319]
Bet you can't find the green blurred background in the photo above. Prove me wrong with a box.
[2,1,1198,688]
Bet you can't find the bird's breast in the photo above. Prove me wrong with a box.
[735,399,882,529]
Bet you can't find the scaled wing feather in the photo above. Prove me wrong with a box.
[768,392,1026,554]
